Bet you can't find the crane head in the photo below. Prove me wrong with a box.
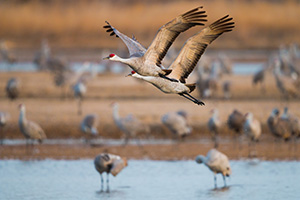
[103,53,116,60]
[126,70,136,77]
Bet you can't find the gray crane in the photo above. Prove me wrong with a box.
[73,78,87,115]
[18,104,47,147]
[127,15,234,105]
[112,103,149,145]
[103,7,207,78]
[94,153,127,191]
[208,109,221,148]
[0,112,9,145]
[80,114,99,144]
[195,149,232,188]
[6,77,20,101]
[161,110,192,141]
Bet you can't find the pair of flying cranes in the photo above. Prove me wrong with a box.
[103,6,235,105]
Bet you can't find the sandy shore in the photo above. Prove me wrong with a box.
[1,139,299,161]
[0,72,299,160]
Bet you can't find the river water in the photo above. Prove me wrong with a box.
[0,159,299,200]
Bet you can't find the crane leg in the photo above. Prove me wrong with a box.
[223,175,227,187]
[106,173,110,192]
[179,93,205,106]
[100,174,104,192]
[214,175,217,188]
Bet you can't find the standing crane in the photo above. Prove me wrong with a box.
[243,112,262,157]
[6,77,20,101]
[267,108,291,142]
[195,149,231,188]
[0,41,17,66]
[227,109,246,139]
[103,7,207,79]
[161,110,192,141]
[127,15,234,105]
[111,103,149,145]
[94,153,127,191]
[18,104,47,147]
[0,112,9,145]
[208,109,221,148]
[73,78,87,115]
[80,114,99,144]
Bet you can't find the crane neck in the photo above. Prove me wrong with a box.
[19,108,27,126]
[112,104,120,122]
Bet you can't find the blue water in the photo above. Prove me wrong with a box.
[0,159,299,200]
[0,61,263,75]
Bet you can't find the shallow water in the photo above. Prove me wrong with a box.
[0,159,299,200]
[0,61,263,75]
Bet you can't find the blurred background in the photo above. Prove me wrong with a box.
[0,0,300,160]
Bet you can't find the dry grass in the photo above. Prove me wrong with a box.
[0,0,300,49]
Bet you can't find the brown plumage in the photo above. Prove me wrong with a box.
[18,104,47,145]
[168,15,234,83]
[94,153,128,191]
[129,15,234,105]
[227,109,246,135]
[267,108,291,141]
[0,41,17,64]
[280,107,300,137]
[6,77,20,101]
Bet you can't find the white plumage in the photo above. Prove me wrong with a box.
[195,149,231,188]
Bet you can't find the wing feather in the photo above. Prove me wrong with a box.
[168,15,235,82]
[143,7,207,67]
[103,21,146,56]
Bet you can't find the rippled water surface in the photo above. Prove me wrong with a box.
[0,160,299,200]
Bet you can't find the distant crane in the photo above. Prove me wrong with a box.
[243,112,262,157]
[73,78,87,115]
[208,109,221,148]
[18,104,47,147]
[6,77,20,101]
[103,7,207,78]
[33,39,51,71]
[222,81,231,100]
[161,110,192,141]
[94,153,128,191]
[127,15,234,105]
[195,149,231,188]
[0,41,17,66]
[80,114,99,143]
[227,109,246,137]
[280,107,300,138]
[0,112,9,145]
[267,108,291,142]
[112,103,149,145]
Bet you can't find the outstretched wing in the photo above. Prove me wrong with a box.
[143,7,207,68]
[168,15,234,83]
[104,21,146,56]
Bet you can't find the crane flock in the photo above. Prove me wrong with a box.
[1,5,300,192]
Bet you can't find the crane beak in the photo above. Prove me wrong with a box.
[103,56,109,60]
[125,73,132,77]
